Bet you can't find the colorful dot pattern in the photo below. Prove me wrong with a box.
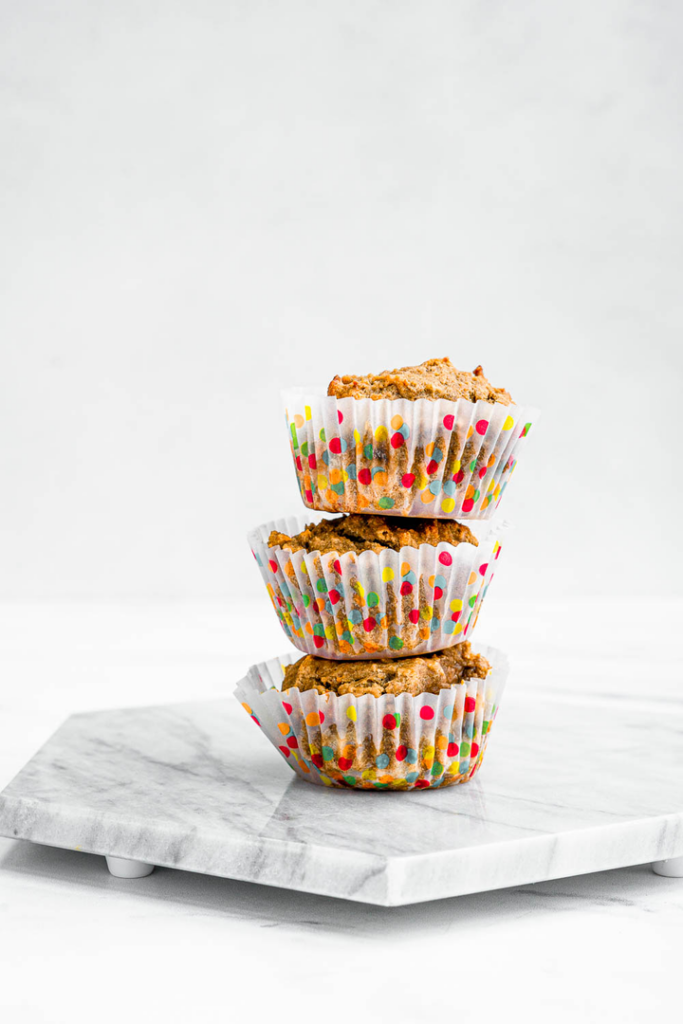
[282,391,538,520]
[250,517,504,660]
[234,647,508,791]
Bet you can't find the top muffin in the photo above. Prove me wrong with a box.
[328,357,513,405]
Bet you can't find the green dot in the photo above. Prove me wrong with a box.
[301,441,309,457]
[473,489,480,501]
[431,762,444,777]
[313,624,325,636]
[342,630,355,644]
[316,579,328,593]
[322,746,334,761]
[366,591,379,607]
[470,459,476,472]
[343,775,357,785]
[483,720,491,733]
[377,496,395,509]
[468,595,477,608]
[319,427,326,441]
[290,423,299,449]
[302,594,311,607]
[363,443,373,459]
[373,782,389,789]
[460,742,471,757]
[394,712,401,727]
[389,636,404,650]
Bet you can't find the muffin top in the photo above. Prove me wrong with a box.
[327,357,512,405]
[282,642,490,698]
[268,513,478,556]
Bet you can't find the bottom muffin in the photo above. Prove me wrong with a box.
[235,643,508,790]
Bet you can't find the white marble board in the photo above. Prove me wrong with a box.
[1,682,682,906]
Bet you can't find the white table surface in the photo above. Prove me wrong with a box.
[1,600,681,1023]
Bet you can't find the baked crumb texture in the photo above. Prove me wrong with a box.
[251,516,503,659]
[284,362,535,519]
[328,358,513,404]
[268,513,478,556]
[236,644,506,790]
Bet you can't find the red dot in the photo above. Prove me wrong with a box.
[426,459,438,474]
[329,589,340,605]
[339,756,353,771]
[396,745,407,761]
[333,559,342,574]
[462,498,474,513]
[308,454,317,470]
[311,753,323,768]
[282,702,293,714]
[358,468,372,486]
[402,473,415,488]
[478,466,487,479]
[286,735,298,748]
[313,635,325,648]
[434,586,443,600]
[337,410,344,424]
[329,437,343,454]
[414,779,431,789]
[495,547,502,559]
[451,611,461,623]
[465,696,476,713]
[471,742,480,758]
[479,562,488,576]
[476,419,489,436]
[400,581,413,596]
[443,414,454,430]
[409,609,420,624]
[447,742,459,757]
[363,616,377,633]
[454,470,465,484]
[296,456,303,471]
[419,706,435,721]
[383,714,397,730]
[305,489,313,502]
[251,716,261,727]
[438,551,452,566]
[319,712,325,724]
[268,559,278,573]
[391,432,405,449]
[279,746,291,757]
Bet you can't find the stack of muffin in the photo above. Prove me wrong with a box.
[236,358,538,791]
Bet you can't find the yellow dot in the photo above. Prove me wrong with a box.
[441,497,456,513]
[381,567,395,582]
[346,706,357,721]
[294,414,304,429]
[321,775,334,786]
[487,478,496,493]
[354,582,365,601]
[502,415,514,431]
[374,425,389,443]
[450,599,463,612]
[317,475,329,491]
[422,606,433,620]
[415,474,428,490]
[324,626,335,640]
[448,761,460,775]
[362,768,376,780]
[452,623,463,635]
[391,414,403,430]
[453,460,461,473]
[277,722,290,735]
[305,712,321,727]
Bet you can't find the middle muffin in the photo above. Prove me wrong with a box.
[249,512,506,660]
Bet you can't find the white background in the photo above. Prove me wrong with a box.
[2,0,682,606]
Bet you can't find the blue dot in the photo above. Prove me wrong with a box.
[442,480,456,497]
[322,450,330,465]
[254,554,263,567]
[399,423,411,440]
[432,447,443,463]
[406,772,419,783]
[465,723,474,738]
[348,609,363,625]
[442,705,454,720]
[443,620,456,634]
[376,754,390,769]
[434,574,447,589]
[346,464,357,480]
[459,763,469,774]
[430,617,440,632]
[429,480,442,496]
[405,748,418,765]
[403,570,417,585]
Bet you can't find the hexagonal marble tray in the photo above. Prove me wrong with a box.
[1,685,682,905]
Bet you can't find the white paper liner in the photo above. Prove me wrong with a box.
[234,644,508,790]
[282,387,539,519]
[249,515,507,660]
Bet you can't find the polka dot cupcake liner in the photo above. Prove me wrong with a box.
[234,644,509,791]
[249,515,508,660]
[283,388,539,520]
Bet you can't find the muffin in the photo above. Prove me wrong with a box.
[248,514,506,660]
[235,643,509,790]
[283,357,538,519]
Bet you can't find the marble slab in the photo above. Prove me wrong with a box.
[1,684,682,906]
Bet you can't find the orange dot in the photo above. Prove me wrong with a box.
[421,489,435,504]
[329,468,343,485]
[305,712,321,727]
[373,471,388,487]
[468,571,477,585]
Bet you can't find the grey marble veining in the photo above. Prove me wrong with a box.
[1,685,682,905]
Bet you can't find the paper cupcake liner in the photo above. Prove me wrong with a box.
[234,644,508,791]
[282,388,539,519]
[249,515,507,660]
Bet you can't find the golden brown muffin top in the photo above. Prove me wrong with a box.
[282,642,490,698]
[327,357,512,405]
[268,514,478,556]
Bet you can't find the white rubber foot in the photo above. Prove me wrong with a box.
[105,855,155,878]
[652,856,683,878]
